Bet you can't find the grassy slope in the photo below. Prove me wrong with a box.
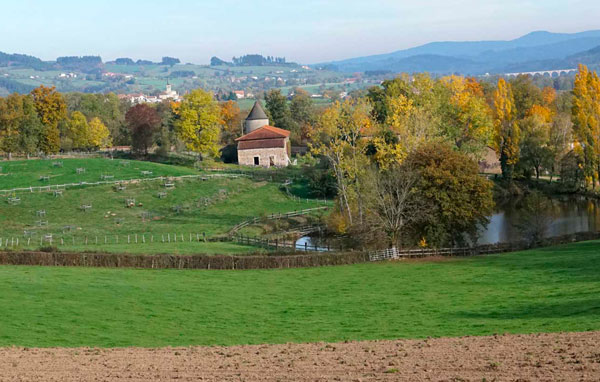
[0,159,324,254]
[0,240,598,348]
[0,158,198,190]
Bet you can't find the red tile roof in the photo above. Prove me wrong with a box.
[236,125,291,141]
[238,138,287,150]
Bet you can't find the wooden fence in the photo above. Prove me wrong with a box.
[228,206,330,236]
[367,230,600,261]
[1,230,600,270]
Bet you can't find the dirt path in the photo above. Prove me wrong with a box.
[1,331,599,381]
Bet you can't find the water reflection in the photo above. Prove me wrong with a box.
[478,196,600,244]
[297,196,600,248]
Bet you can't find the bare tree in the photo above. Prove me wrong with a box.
[371,165,422,247]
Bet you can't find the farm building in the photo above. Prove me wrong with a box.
[236,101,291,167]
[236,125,291,167]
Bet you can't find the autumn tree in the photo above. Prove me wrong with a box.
[440,76,493,156]
[311,98,374,230]
[493,78,520,181]
[518,90,555,179]
[88,117,111,149]
[126,104,161,155]
[375,74,444,164]
[571,64,600,188]
[0,94,25,159]
[220,100,242,144]
[175,88,222,158]
[406,142,494,247]
[31,86,67,154]
[66,111,91,150]
[509,75,543,120]
[65,93,125,144]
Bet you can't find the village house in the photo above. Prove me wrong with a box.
[120,83,180,104]
[236,101,291,167]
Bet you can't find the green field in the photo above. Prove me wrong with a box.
[0,158,324,254]
[0,240,598,347]
[0,158,199,190]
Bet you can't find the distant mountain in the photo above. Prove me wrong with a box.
[319,30,600,74]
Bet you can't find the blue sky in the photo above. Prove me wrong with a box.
[0,0,598,64]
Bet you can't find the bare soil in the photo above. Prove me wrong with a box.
[1,331,599,381]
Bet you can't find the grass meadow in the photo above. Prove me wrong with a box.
[0,158,325,254]
[0,240,598,347]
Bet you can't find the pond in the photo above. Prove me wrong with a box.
[479,196,600,244]
[297,196,600,249]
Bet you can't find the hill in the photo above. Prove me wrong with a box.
[320,30,600,74]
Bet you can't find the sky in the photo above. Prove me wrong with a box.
[0,0,599,64]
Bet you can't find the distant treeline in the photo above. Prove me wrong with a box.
[0,51,182,72]
[0,52,48,71]
[112,57,181,66]
[211,54,295,67]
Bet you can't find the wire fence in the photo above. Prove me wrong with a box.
[0,173,247,195]
[0,232,211,249]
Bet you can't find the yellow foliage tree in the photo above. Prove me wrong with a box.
[572,64,600,187]
[31,86,67,154]
[88,117,112,149]
[175,89,222,158]
[493,78,520,181]
[310,98,374,228]
[67,111,91,150]
[440,75,493,156]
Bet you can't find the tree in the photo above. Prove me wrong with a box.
[493,78,520,181]
[571,64,600,188]
[18,95,43,157]
[548,112,572,180]
[220,100,242,144]
[265,89,296,133]
[519,112,552,179]
[88,117,111,149]
[161,57,180,66]
[380,74,444,159]
[0,94,24,159]
[406,143,494,247]
[175,89,222,158]
[125,104,161,155]
[311,98,374,230]
[65,93,125,144]
[289,88,315,142]
[509,75,542,120]
[31,85,67,154]
[440,76,493,156]
[370,164,422,247]
[66,111,91,150]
